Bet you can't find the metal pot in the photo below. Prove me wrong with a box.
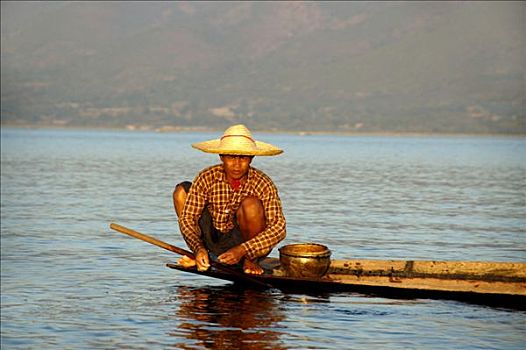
[279,243,332,278]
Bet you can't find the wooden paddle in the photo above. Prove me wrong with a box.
[109,223,272,288]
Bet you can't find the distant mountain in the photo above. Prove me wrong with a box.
[1,1,524,133]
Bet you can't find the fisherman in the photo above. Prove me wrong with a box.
[173,124,286,275]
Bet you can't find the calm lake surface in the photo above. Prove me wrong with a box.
[1,128,525,349]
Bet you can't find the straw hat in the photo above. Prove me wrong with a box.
[192,124,283,156]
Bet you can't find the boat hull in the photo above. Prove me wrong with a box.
[166,258,526,310]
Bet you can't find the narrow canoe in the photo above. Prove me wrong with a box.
[167,257,526,310]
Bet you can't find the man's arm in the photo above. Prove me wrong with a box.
[178,179,207,255]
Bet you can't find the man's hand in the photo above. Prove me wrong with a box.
[195,248,210,271]
[218,245,246,265]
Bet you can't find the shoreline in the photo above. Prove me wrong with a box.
[1,123,525,138]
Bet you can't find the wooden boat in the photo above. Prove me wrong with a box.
[108,223,525,309]
[167,257,526,310]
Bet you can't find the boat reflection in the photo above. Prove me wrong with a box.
[171,284,287,349]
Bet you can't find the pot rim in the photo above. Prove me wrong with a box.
[279,243,332,259]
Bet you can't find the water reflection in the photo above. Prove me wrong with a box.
[172,285,287,350]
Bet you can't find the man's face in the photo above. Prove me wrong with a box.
[220,154,253,181]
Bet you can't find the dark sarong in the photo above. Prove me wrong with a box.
[177,181,243,257]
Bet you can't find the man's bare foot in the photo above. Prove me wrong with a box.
[243,259,264,275]
[178,255,196,268]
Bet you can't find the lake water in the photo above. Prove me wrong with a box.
[1,128,525,349]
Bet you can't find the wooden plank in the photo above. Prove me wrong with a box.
[268,258,526,296]
[327,273,526,296]
[328,259,526,281]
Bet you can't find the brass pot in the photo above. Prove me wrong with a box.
[279,243,332,278]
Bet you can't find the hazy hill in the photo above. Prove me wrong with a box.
[1,1,524,133]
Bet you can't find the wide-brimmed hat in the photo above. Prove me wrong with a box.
[192,124,283,156]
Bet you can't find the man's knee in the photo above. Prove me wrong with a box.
[176,181,192,193]
[240,196,264,213]
[173,181,192,217]
[237,196,265,223]
[237,197,266,241]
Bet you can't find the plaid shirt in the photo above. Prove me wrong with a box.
[179,164,286,260]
